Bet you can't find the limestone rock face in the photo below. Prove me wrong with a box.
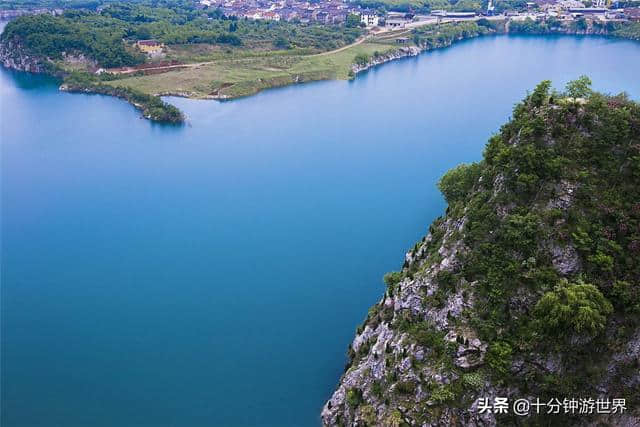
[351,46,420,75]
[0,39,47,73]
[550,243,581,275]
[321,212,499,427]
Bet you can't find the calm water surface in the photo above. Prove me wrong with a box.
[2,34,639,426]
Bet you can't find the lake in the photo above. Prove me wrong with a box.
[1,34,639,427]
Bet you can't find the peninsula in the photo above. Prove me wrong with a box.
[1,0,639,122]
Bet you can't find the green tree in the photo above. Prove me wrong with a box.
[274,36,290,49]
[565,75,592,99]
[437,162,481,204]
[346,13,361,28]
[529,80,551,107]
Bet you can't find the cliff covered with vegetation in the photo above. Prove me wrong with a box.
[322,79,640,426]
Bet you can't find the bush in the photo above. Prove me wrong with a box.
[533,280,613,337]
[383,271,403,287]
[486,341,512,377]
[610,280,639,312]
[346,388,363,407]
[371,380,383,398]
[395,380,416,395]
[354,52,371,67]
[274,36,291,49]
[430,384,455,403]
[405,321,446,356]
[462,371,485,390]
[588,252,614,272]
[359,404,377,425]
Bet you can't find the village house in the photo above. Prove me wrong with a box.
[360,12,379,27]
[262,10,281,20]
[136,40,164,55]
[386,19,406,28]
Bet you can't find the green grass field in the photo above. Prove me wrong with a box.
[105,42,396,99]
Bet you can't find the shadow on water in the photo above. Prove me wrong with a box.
[1,67,60,91]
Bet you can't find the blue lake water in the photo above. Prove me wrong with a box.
[1,34,639,426]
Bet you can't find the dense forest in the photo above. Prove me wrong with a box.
[0,0,362,68]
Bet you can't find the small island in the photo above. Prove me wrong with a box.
[1,0,639,123]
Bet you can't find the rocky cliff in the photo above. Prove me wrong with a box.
[0,38,48,73]
[322,80,640,426]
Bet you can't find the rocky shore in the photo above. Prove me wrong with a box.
[351,46,421,74]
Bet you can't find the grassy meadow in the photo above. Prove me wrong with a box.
[105,42,396,99]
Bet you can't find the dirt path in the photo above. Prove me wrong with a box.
[108,62,206,75]
[310,35,368,57]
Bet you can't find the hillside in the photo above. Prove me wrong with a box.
[322,79,640,426]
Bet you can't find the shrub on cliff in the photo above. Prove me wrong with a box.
[533,280,613,338]
[486,341,513,377]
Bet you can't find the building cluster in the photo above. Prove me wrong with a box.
[196,0,640,28]
[532,0,640,21]
[200,0,343,24]
[198,0,383,25]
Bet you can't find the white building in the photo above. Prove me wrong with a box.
[360,13,379,27]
